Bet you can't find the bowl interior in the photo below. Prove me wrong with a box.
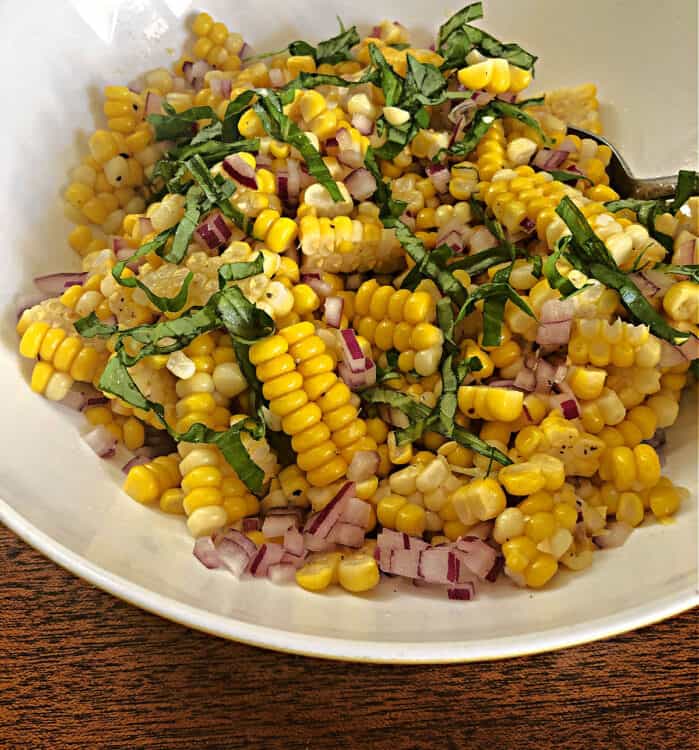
[0,0,696,662]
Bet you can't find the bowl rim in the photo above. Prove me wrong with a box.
[3,499,697,663]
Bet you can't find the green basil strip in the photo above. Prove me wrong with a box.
[451,425,513,465]
[216,285,275,344]
[460,25,538,72]
[185,154,252,234]
[604,197,673,253]
[437,297,457,349]
[449,245,512,275]
[437,2,484,50]
[589,263,690,345]
[99,357,265,492]
[544,236,579,297]
[385,223,469,307]
[217,254,265,289]
[178,419,266,493]
[254,92,341,201]
[368,43,403,107]
[671,170,699,211]
[438,354,458,437]
[360,387,433,421]
[289,25,360,66]
[163,186,205,263]
[222,91,257,142]
[556,197,690,344]
[176,138,260,166]
[394,416,435,446]
[547,169,593,185]
[402,55,448,108]
[233,340,266,413]
[148,104,218,142]
[654,263,699,284]
[74,313,118,338]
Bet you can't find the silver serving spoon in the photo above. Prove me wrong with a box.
[567,126,677,200]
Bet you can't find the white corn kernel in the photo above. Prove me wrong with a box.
[167,350,196,379]
[383,106,410,126]
[506,137,538,166]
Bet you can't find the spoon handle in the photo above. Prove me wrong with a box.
[629,175,678,201]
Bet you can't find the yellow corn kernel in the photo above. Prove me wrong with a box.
[395,503,427,536]
[498,462,546,496]
[295,552,342,592]
[451,477,507,523]
[338,553,380,593]
[123,417,145,450]
[123,465,160,504]
[525,553,558,588]
[377,494,407,528]
[648,480,681,519]
[633,443,661,488]
[616,491,645,527]
[160,488,185,514]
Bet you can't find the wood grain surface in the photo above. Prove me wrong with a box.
[0,523,696,750]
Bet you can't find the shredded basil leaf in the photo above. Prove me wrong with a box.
[360,387,433,421]
[254,91,341,201]
[222,91,257,142]
[543,236,579,297]
[546,169,593,185]
[452,425,512,465]
[438,354,459,437]
[218,254,265,289]
[147,104,218,142]
[437,2,484,50]
[654,263,699,284]
[164,185,205,263]
[402,55,448,108]
[368,43,403,106]
[460,25,538,72]
[288,25,360,65]
[556,196,690,345]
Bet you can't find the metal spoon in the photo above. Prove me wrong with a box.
[566,126,677,200]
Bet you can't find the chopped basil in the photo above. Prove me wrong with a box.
[368,43,403,106]
[289,25,360,65]
[460,25,538,72]
[74,313,118,338]
[438,353,459,436]
[543,236,579,297]
[254,91,341,201]
[185,154,252,234]
[222,91,257,141]
[175,137,261,166]
[437,2,484,51]
[375,349,402,383]
[360,387,433,421]
[556,196,690,345]
[446,100,550,158]
[217,253,265,289]
[402,55,448,108]
[147,103,218,142]
[452,425,512,465]
[671,169,699,211]
[448,245,512,276]
[547,169,593,185]
[216,285,275,344]
[164,185,204,263]
[654,263,699,284]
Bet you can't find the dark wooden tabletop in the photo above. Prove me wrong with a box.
[1,524,696,750]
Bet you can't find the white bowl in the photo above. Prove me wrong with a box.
[0,0,696,662]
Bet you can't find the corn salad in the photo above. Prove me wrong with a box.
[17,4,697,599]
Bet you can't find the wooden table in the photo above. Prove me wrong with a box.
[1,524,696,750]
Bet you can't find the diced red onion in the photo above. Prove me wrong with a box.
[536,319,572,346]
[222,154,258,190]
[209,77,233,99]
[195,210,231,250]
[593,521,633,549]
[139,217,153,237]
[468,226,498,253]
[34,272,87,295]
[520,217,536,233]
[679,336,698,360]
[540,297,574,324]
[629,270,672,300]
[472,90,495,107]
[303,533,337,552]
[338,359,376,390]
[673,238,695,265]
[216,538,253,577]
[121,455,151,474]
[513,368,536,392]
[485,555,504,582]
[386,548,421,578]
[347,451,380,482]
[659,340,688,368]
[268,68,285,88]
[335,128,364,169]
[82,425,117,459]
[555,395,580,420]
[283,526,305,557]
[217,528,258,559]
[339,328,367,372]
[534,358,557,392]
[345,168,377,201]
[342,497,372,528]
[304,481,355,539]
[418,547,458,584]
[242,517,260,532]
[144,91,162,116]
[249,542,286,577]
[447,583,475,600]
[448,115,466,148]
[287,158,301,200]
[276,172,289,203]
[323,296,344,328]
[193,537,224,570]
[496,92,517,103]
[261,513,299,539]
[448,99,476,126]
[533,148,568,171]
[425,163,451,194]
[267,563,297,584]
[281,551,307,568]
[351,113,374,135]
[377,529,429,553]
[328,522,365,548]
[453,536,498,579]
[133,446,156,459]
[183,59,210,91]
[300,271,333,297]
